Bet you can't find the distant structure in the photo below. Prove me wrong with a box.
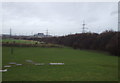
[46,29,48,36]
[34,33,52,38]
[10,28,12,38]
[34,33,45,38]
[82,21,87,33]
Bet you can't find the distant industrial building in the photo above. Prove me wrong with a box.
[34,33,52,38]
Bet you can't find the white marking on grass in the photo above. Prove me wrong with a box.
[34,63,45,66]
[9,62,16,65]
[4,65,11,68]
[0,69,7,72]
[49,63,64,65]
[16,64,22,66]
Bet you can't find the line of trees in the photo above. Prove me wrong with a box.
[39,30,119,56]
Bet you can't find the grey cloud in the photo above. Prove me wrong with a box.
[1,2,118,35]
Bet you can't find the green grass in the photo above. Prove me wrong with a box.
[2,39,40,44]
[2,47,118,81]
[2,39,62,47]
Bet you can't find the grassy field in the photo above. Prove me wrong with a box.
[2,39,40,44]
[2,47,118,81]
[2,39,62,48]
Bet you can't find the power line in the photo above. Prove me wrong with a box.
[10,28,13,55]
[10,28,12,38]
[46,29,48,37]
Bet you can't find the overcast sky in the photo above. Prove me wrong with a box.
[1,2,118,36]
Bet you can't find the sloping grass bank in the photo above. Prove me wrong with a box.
[2,47,118,81]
